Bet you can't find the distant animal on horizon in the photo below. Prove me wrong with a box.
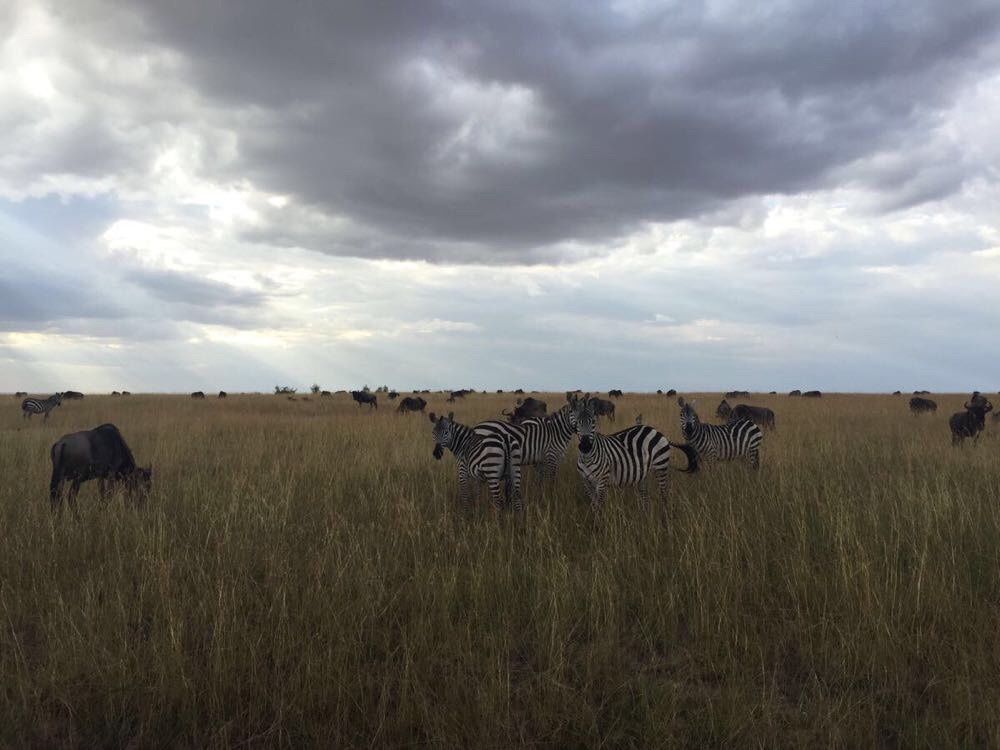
[496,389,504,394]
[572,396,697,511]
[666,389,677,397]
[301,396,311,402]
[321,390,332,397]
[913,390,931,395]
[678,396,763,469]
[112,391,121,396]
[608,389,623,398]
[893,391,902,395]
[351,390,378,409]
[769,391,777,395]
[398,396,427,414]
[191,391,205,399]
[789,390,801,396]
[121,391,131,396]
[21,393,62,421]
[62,391,84,400]
[49,423,151,513]
[949,397,993,446]
[729,404,776,430]
[504,397,547,423]
[514,389,525,394]
[447,389,472,402]
[589,396,616,423]
[388,390,399,400]
[909,397,936,414]
[14,391,27,397]
[725,390,750,398]
[218,391,227,399]
[802,391,822,398]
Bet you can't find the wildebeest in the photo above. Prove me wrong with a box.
[388,390,399,400]
[666,389,677,397]
[49,423,152,512]
[789,390,801,396]
[589,396,616,422]
[112,391,121,396]
[398,396,427,414]
[14,391,27,397]
[909,397,936,415]
[725,390,750,398]
[218,391,227,399]
[514,389,525,394]
[62,391,85,400]
[351,390,378,409]
[729,404,776,430]
[121,391,132,396]
[769,391,777,395]
[191,391,205,399]
[802,391,822,398]
[504,397,548,423]
[716,399,732,419]
[496,389,504,394]
[913,390,931,395]
[893,390,902,395]
[321,390,332,397]
[447,389,472,402]
[949,397,993,445]
[608,389,623,398]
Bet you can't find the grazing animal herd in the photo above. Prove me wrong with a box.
[8,387,998,516]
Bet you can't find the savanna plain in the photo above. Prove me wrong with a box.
[1,392,998,748]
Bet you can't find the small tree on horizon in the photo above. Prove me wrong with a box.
[311,383,321,394]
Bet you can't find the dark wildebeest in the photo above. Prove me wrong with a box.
[398,396,427,414]
[913,390,931,395]
[589,396,616,423]
[716,399,732,419]
[321,390,332,398]
[388,391,399,400]
[666,389,677,397]
[802,391,822,398]
[112,391,121,396]
[121,391,132,396]
[769,391,777,395]
[447,389,470,403]
[218,391,227,399]
[730,404,776,430]
[909,397,936,415]
[504,397,548,423]
[514,388,525,394]
[496,389,504,394]
[191,391,205,399]
[62,391,85,400]
[725,390,750,398]
[949,397,993,446]
[893,390,902,395]
[351,390,378,409]
[656,389,663,395]
[49,424,152,513]
[608,389,623,398]
[789,390,801,396]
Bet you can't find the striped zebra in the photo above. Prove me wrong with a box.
[677,396,763,468]
[572,397,698,510]
[498,402,578,480]
[430,412,521,511]
[21,393,63,421]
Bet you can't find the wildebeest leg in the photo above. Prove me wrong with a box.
[68,479,82,518]
[99,478,112,502]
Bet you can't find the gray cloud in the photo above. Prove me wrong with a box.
[43,0,997,263]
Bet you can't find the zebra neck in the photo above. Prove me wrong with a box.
[449,424,476,457]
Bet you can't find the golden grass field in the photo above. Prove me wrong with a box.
[1,391,998,747]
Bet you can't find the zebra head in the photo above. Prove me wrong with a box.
[52,392,63,406]
[429,411,456,460]
[678,396,699,440]
[575,397,598,454]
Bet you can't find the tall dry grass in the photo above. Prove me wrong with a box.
[1,391,998,747]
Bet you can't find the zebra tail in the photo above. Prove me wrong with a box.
[672,443,699,474]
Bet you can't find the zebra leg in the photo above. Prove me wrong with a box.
[43,410,50,421]
[68,479,82,518]
[748,449,760,470]
[487,479,504,512]
[655,469,670,503]
[593,479,607,509]
[457,460,471,507]
[638,478,649,512]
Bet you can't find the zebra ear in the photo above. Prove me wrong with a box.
[447,411,454,420]
[677,396,684,406]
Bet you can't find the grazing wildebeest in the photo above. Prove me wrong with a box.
[514,389,525,394]
[21,393,63,420]
[388,391,399,400]
[589,396,616,423]
[191,391,205,399]
[15,391,27,397]
[730,404,776,430]
[62,391,85,400]
[725,390,750,398]
[218,391,227,399]
[949,397,993,445]
[351,390,378,409]
[909,397,937,415]
[121,391,132,396]
[504,397,548,423]
[112,391,121,396]
[398,396,427,414]
[656,389,663,395]
[769,391,777,395]
[716,399,732,419]
[913,390,931,395]
[49,423,152,513]
[496,389,504,394]
[666,389,677,397]
[893,390,902,395]
[802,391,822,398]
[608,389,623,398]
[447,390,470,403]
[321,390,332,397]
[789,390,801,396]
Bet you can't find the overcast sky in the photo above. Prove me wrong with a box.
[2,0,1000,393]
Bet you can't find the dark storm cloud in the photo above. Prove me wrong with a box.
[56,0,1000,262]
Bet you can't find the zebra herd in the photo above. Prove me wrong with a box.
[430,394,763,513]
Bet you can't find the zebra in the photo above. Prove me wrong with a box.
[572,397,698,510]
[21,393,63,421]
[501,401,579,481]
[430,412,521,511]
[677,396,763,468]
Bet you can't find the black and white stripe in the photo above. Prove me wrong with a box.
[21,393,62,421]
[431,411,521,511]
[573,397,698,510]
[503,403,578,480]
[677,396,763,468]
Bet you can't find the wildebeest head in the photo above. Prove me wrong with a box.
[429,411,455,459]
[677,396,699,439]
[575,398,598,454]
[127,466,153,502]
